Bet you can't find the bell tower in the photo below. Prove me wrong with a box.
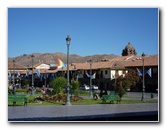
[122,42,137,56]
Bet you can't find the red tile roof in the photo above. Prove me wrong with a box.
[124,55,158,67]
[8,55,158,73]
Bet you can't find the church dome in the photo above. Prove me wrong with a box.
[125,42,134,50]
[122,42,137,56]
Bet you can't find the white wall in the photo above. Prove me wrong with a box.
[97,69,110,79]
[110,69,124,80]
[36,64,50,69]
[78,69,127,79]
[111,70,116,80]
[118,70,123,76]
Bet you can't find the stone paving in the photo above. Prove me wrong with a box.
[8,92,159,122]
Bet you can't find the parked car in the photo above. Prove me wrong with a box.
[92,85,98,90]
[80,84,90,90]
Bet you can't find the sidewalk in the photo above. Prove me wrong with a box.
[82,91,158,100]
[8,103,158,122]
[8,92,159,122]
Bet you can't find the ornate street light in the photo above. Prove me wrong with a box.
[13,59,15,85]
[45,68,46,87]
[31,54,34,95]
[141,52,145,101]
[88,59,93,98]
[65,35,71,105]
[114,63,117,91]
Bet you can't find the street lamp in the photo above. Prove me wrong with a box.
[114,63,117,91]
[141,52,145,101]
[65,35,71,105]
[31,54,34,95]
[13,59,15,85]
[45,68,46,87]
[88,59,93,98]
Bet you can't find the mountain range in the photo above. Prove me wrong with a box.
[8,52,118,67]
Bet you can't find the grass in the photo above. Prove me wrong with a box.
[12,98,158,106]
[77,90,89,96]
[23,98,158,106]
[72,99,102,105]
[8,91,158,106]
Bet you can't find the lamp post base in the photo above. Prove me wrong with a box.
[31,86,34,96]
[65,85,72,106]
[141,87,145,101]
[65,101,72,106]
[89,91,93,98]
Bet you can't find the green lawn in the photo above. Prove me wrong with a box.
[24,98,158,106]
[8,91,158,106]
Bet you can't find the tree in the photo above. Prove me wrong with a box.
[71,80,80,96]
[22,79,30,87]
[71,80,80,90]
[124,70,140,89]
[50,77,67,94]
[115,70,140,99]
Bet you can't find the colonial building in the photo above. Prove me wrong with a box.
[8,62,27,86]
[8,62,58,88]
[125,54,158,92]
[57,60,126,90]
[8,42,158,92]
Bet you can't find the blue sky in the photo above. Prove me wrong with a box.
[8,8,158,57]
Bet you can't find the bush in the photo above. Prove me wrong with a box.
[15,88,28,93]
[71,80,80,96]
[50,77,67,94]
[22,79,30,87]
[33,94,84,103]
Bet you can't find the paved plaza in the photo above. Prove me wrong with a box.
[8,92,159,122]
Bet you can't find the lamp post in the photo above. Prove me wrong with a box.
[141,52,145,101]
[13,59,15,85]
[45,68,46,87]
[88,59,93,98]
[31,54,34,95]
[65,35,71,105]
[114,63,117,91]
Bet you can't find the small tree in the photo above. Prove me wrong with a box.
[50,77,67,94]
[22,79,30,87]
[115,71,140,99]
[123,70,140,89]
[71,80,80,96]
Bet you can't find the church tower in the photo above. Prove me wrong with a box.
[122,42,137,56]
